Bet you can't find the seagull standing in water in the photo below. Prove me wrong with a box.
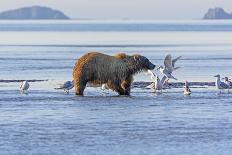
[224,77,232,87]
[147,70,163,92]
[20,80,30,94]
[214,74,230,91]
[184,81,191,95]
[55,80,74,94]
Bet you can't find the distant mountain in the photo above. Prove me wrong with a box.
[0,6,70,20]
[203,7,232,19]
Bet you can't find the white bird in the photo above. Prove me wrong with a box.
[157,66,178,80]
[20,80,30,94]
[55,80,74,94]
[158,54,181,85]
[214,74,230,90]
[164,54,182,72]
[224,77,232,87]
[184,81,191,95]
[161,76,170,88]
[147,70,163,92]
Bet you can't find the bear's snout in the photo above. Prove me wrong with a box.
[145,60,155,70]
[148,63,156,70]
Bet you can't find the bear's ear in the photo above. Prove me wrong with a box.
[133,55,140,61]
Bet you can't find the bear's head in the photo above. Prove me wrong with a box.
[132,54,156,71]
[114,53,155,73]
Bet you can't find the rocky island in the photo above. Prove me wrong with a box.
[0,6,70,20]
[203,7,232,20]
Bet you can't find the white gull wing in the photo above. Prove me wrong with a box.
[162,68,178,80]
[147,70,156,80]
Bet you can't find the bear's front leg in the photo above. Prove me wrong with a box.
[74,79,87,96]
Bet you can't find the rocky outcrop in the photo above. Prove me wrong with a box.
[203,7,232,19]
[0,6,70,20]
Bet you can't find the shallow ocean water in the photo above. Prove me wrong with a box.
[0,88,232,154]
[0,20,232,154]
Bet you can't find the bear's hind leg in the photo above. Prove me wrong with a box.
[121,79,132,95]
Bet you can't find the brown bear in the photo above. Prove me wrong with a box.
[73,52,155,95]
[84,52,129,88]
[87,52,129,88]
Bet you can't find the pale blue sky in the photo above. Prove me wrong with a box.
[0,0,231,19]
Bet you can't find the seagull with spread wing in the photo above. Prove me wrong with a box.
[158,54,182,85]
[157,66,178,80]
[164,54,182,72]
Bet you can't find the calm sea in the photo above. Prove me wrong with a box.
[0,20,232,154]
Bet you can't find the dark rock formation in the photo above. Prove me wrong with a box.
[0,6,70,19]
[203,7,232,19]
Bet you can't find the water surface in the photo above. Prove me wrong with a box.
[0,20,232,154]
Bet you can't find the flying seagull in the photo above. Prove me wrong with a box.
[158,54,181,84]
[164,54,182,72]
[157,66,178,80]
[20,80,30,94]
[55,80,74,94]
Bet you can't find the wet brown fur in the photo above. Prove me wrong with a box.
[73,52,152,95]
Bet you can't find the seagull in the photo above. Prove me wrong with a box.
[161,76,170,88]
[164,54,182,72]
[214,74,230,90]
[20,80,30,94]
[157,66,178,80]
[184,81,191,95]
[224,77,232,87]
[158,54,181,82]
[55,80,74,94]
[146,70,163,92]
